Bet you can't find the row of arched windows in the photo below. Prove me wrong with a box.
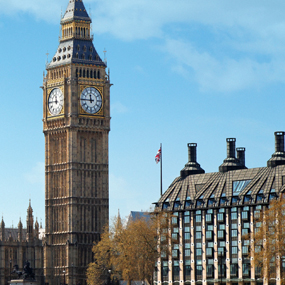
[76,68,101,79]
[76,27,90,38]
[48,68,101,80]
[63,26,90,39]
[49,68,70,80]
[63,27,73,38]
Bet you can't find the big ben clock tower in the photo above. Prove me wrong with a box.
[42,0,110,284]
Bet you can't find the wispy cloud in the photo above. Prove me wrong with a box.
[4,0,285,92]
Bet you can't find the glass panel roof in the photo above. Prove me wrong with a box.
[233,180,252,195]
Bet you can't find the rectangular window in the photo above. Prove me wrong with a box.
[218,230,224,239]
[196,226,202,231]
[173,263,179,276]
[206,231,212,240]
[206,265,213,277]
[172,217,178,224]
[232,240,238,246]
[206,248,213,256]
[242,246,248,255]
[162,261,168,276]
[242,211,248,220]
[232,247,238,254]
[172,250,178,258]
[231,223,238,229]
[217,213,224,222]
[254,211,260,218]
[185,264,191,276]
[242,229,249,236]
[185,249,191,257]
[184,227,190,232]
[207,242,214,248]
[196,265,202,276]
[184,233,190,240]
[196,232,202,239]
[184,216,190,224]
[231,230,238,237]
[173,227,179,233]
[207,225,214,231]
[231,212,238,220]
[196,243,202,248]
[219,241,226,247]
[196,215,202,222]
[219,224,226,230]
[185,243,190,249]
[218,247,224,255]
[243,222,250,228]
[172,233,178,241]
[196,249,202,256]
[230,264,238,276]
[242,263,249,275]
[206,214,212,222]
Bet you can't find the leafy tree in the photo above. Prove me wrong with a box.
[248,198,285,282]
[87,212,172,285]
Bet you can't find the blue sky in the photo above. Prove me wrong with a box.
[0,0,285,227]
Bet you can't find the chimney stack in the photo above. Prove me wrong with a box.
[227,138,236,158]
[219,138,247,173]
[236,147,246,167]
[188,143,197,163]
[267,131,285,167]
[180,143,205,177]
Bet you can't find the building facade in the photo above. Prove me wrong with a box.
[42,0,111,284]
[0,201,43,285]
[154,132,285,285]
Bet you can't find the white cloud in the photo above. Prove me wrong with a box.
[4,0,285,92]
[23,162,45,185]
[163,38,285,93]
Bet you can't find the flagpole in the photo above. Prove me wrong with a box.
[160,143,162,196]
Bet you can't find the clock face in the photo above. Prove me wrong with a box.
[48,88,64,116]
[80,87,102,114]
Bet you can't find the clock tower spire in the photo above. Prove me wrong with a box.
[43,0,111,284]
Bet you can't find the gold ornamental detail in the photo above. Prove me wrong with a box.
[47,86,65,119]
[79,85,104,117]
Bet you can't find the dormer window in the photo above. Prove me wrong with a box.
[77,45,80,51]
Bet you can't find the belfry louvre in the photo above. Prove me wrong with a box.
[154,132,285,285]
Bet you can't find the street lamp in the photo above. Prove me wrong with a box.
[218,250,224,285]
[71,263,74,285]
[9,259,12,281]
[63,269,66,285]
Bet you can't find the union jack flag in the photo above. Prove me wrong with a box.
[155,147,161,164]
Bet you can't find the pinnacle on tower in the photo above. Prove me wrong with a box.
[26,200,34,241]
[61,0,91,24]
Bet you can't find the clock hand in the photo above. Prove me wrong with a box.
[89,94,94,103]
